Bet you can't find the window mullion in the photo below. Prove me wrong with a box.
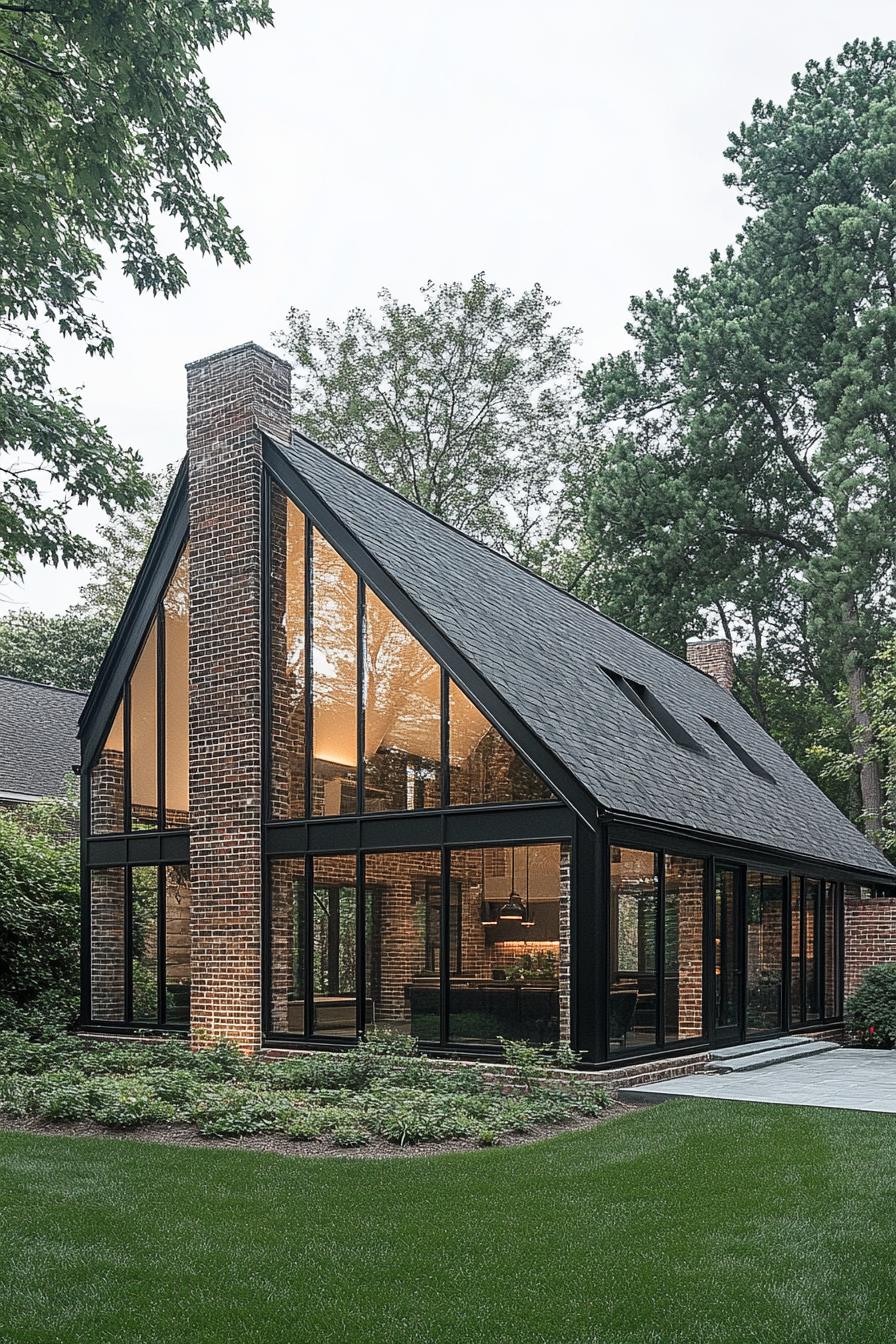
[157,601,166,831]
[357,581,366,815]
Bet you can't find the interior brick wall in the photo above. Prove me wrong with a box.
[187,342,292,1052]
[666,855,703,1038]
[844,883,896,998]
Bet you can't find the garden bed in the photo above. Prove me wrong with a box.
[0,1030,622,1157]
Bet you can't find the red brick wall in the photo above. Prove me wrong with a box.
[187,342,292,1052]
[89,868,125,1020]
[844,883,896,999]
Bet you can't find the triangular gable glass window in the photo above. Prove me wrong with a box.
[268,483,556,818]
[448,680,554,806]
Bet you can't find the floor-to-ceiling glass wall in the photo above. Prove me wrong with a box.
[266,483,568,1052]
[609,846,706,1054]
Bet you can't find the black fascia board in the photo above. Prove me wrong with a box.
[79,459,189,768]
[263,434,598,827]
[604,812,896,888]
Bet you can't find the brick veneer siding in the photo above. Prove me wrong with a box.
[685,637,735,691]
[187,342,292,1052]
[89,868,125,1020]
[844,883,896,999]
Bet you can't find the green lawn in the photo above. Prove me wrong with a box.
[0,1099,893,1344]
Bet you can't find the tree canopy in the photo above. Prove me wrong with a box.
[0,465,176,690]
[577,38,896,849]
[277,275,582,562]
[0,0,272,581]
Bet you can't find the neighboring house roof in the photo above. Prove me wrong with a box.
[279,431,896,881]
[0,676,86,802]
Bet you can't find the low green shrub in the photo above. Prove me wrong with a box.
[0,1029,613,1147]
[846,962,896,1047]
[330,1121,368,1148]
[87,1081,175,1129]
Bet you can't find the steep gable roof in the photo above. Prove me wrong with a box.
[276,431,895,882]
[0,676,85,801]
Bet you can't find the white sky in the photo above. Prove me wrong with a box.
[6,0,894,615]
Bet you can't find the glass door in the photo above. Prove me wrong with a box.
[713,865,744,1044]
[790,876,823,1028]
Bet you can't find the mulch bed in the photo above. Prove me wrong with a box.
[0,1099,635,1160]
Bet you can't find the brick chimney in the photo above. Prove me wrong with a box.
[686,637,734,692]
[186,342,292,1051]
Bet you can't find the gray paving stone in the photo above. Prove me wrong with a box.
[623,1048,896,1113]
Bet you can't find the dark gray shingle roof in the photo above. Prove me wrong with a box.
[280,433,895,881]
[0,677,85,801]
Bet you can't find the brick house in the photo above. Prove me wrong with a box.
[78,343,896,1063]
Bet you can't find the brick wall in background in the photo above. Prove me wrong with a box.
[844,884,896,998]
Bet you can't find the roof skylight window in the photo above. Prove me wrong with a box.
[705,718,775,784]
[603,669,699,751]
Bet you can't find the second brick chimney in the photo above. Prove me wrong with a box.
[686,637,735,691]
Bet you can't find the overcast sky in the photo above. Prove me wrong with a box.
[7,0,895,615]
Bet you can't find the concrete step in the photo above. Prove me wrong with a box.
[710,1040,840,1073]
[709,1036,814,1061]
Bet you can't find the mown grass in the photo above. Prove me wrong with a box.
[0,1098,893,1344]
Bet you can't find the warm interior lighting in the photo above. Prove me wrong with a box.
[498,847,526,921]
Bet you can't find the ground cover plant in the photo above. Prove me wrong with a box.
[0,1030,610,1150]
[0,1098,892,1344]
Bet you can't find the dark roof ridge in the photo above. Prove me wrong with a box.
[286,428,716,689]
[0,674,88,698]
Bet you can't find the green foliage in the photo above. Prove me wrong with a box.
[845,962,896,1047]
[0,464,178,691]
[277,274,583,563]
[0,1030,610,1148]
[0,2,272,580]
[0,805,79,1028]
[575,38,896,848]
[0,610,114,692]
[811,636,896,856]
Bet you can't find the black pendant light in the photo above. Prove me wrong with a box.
[498,847,525,921]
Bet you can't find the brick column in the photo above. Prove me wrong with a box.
[187,342,292,1052]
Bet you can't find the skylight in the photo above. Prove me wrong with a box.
[705,718,776,784]
[603,669,699,750]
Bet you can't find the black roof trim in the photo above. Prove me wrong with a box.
[79,458,188,766]
[277,427,895,880]
[605,812,895,887]
[264,434,596,826]
[288,427,712,681]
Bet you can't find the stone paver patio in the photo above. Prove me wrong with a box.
[627,1047,896,1113]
